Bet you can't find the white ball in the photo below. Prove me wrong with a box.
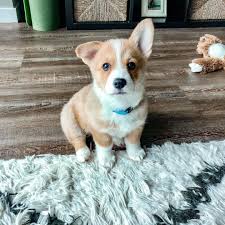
[208,43,225,59]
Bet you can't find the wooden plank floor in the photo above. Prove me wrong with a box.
[1,23,225,159]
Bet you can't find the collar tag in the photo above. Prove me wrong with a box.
[112,107,133,115]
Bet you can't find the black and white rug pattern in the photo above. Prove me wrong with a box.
[1,141,225,225]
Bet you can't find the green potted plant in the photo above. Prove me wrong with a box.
[23,0,61,31]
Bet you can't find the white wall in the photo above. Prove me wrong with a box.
[0,0,14,7]
[0,0,18,23]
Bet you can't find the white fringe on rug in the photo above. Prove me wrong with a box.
[1,141,225,225]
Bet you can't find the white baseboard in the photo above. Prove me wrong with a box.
[0,8,18,23]
[153,18,166,23]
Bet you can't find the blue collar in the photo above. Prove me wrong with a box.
[112,107,134,115]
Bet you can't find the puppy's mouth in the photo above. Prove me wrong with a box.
[111,91,126,95]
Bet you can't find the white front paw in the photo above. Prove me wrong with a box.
[98,153,116,168]
[96,144,115,168]
[127,146,146,161]
[76,146,91,162]
[189,63,203,73]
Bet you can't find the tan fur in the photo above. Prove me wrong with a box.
[123,41,145,80]
[75,41,103,65]
[90,42,117,89]
[61,84,147,152]
[129,19,154,58]
[61,85,111,148]
[79,40,146,89]
[91,129,112,147]
[125,126,144,144]
[61,19,154,163]
[191,34,225,74]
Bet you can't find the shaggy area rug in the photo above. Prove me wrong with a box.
[1,141,225,225]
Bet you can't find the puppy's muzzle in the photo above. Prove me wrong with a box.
[113,78,127,89]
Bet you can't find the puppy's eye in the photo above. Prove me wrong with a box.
[127,62,136,70]
[102,63,110,71]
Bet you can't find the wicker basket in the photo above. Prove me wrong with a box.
[74,0,128,22]
[189,0,225,20]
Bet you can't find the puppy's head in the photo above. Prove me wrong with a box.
[75,19,154,96]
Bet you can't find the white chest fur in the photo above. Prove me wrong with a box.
[93,81,147,142]
[208,43,225,59]
[101,110,146,139]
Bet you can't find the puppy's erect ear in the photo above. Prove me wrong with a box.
[75,41,102,65]
[129,19,154,59]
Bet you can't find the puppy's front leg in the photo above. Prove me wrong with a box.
[60,103,90,162]
[125,126,146,161]
[92,130,115,168]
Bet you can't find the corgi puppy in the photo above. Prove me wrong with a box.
[60,19,154,168]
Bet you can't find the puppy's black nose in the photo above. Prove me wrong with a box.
[113,78,127,89]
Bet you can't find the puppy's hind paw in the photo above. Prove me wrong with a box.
[76,146,91,162]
